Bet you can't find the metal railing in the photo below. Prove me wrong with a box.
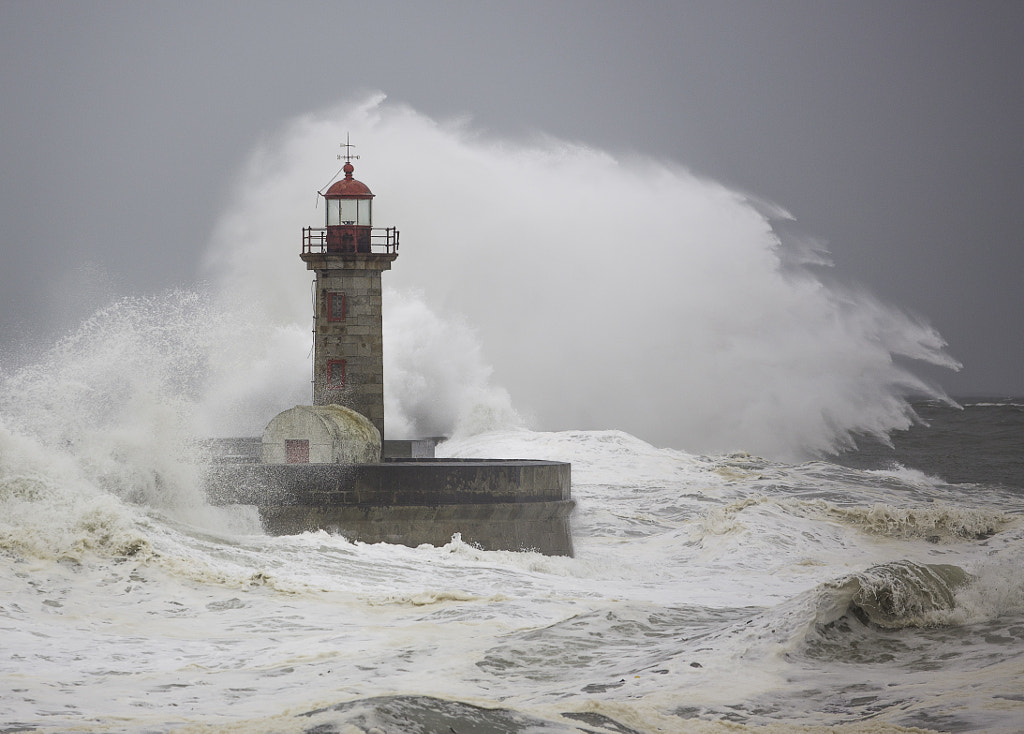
[302,227,399,255]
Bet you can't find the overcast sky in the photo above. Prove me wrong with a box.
[1,0,1022,397]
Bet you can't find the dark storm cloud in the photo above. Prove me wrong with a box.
[1,0,1021,395]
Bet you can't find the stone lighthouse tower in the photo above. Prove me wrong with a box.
[300,145,399,440]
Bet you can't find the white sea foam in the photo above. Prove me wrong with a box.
[865,462,946,487]
[952,552,1024,623]
[812,499,1016,541]
[2,420,1022,731]
[964,400,1024,408]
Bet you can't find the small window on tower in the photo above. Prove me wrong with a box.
[327,292,346,321]
[327,359,346,389]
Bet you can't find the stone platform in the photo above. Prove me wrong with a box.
[203,458,574,556]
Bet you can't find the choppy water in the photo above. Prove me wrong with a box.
[2,404,1022,733]
[836,398,1024,490]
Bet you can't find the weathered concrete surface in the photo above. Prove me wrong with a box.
[258,501,574,556]
[204,459,574,556]
[381,439,438,459]
[303,255,396,439]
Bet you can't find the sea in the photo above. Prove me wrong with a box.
[1,395,1021,733]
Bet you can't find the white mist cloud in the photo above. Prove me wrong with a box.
[382,289,523,439]
[199,93,958,459]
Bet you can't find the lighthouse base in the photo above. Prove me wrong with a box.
[203,459,574,557]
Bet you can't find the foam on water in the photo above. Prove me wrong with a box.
[807,498,1015,541]
[2,424,1023,731]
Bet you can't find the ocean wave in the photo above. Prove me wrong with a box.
[687,492,1014,546]
[962,400,1024,409]
[832,561,971,629]
[807,500,1014,542]
[863,463,945,487]
[804,557,1024,632]
[0,476,152,562]
[0,422,153,562]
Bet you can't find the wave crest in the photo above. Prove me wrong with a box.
[815,501,1013,542]
[813,561,971,630]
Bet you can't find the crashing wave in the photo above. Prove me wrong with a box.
[815,501,1012,542]
[825,560,971,629]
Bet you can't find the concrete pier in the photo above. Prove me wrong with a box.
[203,458,574,556]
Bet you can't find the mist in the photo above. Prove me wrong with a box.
[199,93,958,459]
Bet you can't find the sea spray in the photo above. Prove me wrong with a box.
[185,284,518,440]
[0,413,152,561]
[0,292,220,555]
[0,292,208,508]
[0,282,517,555]
[200,93,959,459]
[382,288,523,439]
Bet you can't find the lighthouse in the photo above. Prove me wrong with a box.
[214,141,572,555]
[300,144,399,441]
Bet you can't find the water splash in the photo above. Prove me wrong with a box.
[0,94,960,468]
[382,288,522,438]
[0,292,213,558]
[201,93,958,458]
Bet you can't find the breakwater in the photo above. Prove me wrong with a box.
[203,455,573,556]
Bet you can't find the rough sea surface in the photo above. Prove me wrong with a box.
[1,400,1021,733]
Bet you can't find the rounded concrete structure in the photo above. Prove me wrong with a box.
[262,405,381,464]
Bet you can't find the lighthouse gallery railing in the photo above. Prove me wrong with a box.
[302,227,399,255]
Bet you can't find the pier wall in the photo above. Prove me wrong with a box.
[204,459,573,556]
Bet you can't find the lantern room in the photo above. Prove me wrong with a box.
[323,161,374,253]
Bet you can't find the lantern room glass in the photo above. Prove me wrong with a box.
[326,198,372,226]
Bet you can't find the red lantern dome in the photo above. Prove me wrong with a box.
[322,162,374,252]
[324,162,374,198]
